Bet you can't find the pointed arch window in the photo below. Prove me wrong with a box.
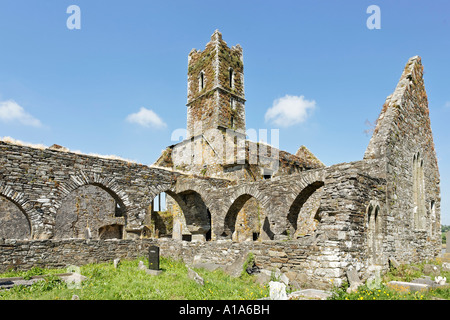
[367,202,382,265]
[413,152,426,230]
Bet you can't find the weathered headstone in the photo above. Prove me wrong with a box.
[188,268,204,286]
[113,258,120,269]
[423,264,441,277]
[389,257,401,269]
[223,253,248,278]
[346,268,363,293]
[148,245,160,271]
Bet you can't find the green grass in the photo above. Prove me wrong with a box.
[329,259,450,300]
[0,257,270,300]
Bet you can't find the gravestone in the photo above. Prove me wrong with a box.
[346,268,363,292]
[188,268,204,286]
[148,245,160,271]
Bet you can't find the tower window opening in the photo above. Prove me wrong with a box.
[199,72,205,91]
[229,68,234,88]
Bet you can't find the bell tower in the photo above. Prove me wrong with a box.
[186,30,246,138]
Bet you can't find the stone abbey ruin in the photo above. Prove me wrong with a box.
[0,30,442,289]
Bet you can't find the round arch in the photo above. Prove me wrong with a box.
[223,193,272,242]
[151,188,212,241]
[55,173,130,239]
[286,181,324,237]
[56,172,131,213]
[0,185,32,239]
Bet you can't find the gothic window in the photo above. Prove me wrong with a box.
[413,152,426,230]
[367,203,382,265]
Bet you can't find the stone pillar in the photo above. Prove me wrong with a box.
[172,219,182,240]
[446,231,450,253]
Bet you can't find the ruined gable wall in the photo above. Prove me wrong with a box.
[364,56,441,263]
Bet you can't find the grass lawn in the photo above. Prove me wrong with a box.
[0,257,270,300]
[2,255,449,300]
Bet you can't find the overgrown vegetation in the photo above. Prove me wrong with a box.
[329,259,450,300]
[0,257,269,300]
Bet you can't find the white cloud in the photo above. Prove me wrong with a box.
[264,95,316,127]
[0,100,42,127]
[444,101,450,109]
[126,107,167,129]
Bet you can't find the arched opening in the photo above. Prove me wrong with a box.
[54,184,126,239]
[0,195,31,239]
[223,194,271,242]
[152,190,211,242]
[286,181,324,238]
[367,203,382,266]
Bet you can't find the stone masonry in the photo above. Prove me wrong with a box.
[0,31,441,289]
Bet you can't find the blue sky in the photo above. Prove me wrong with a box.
[0,0,449,224]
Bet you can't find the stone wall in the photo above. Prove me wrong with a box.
[0,237,356,289]
[0,140,179,239]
